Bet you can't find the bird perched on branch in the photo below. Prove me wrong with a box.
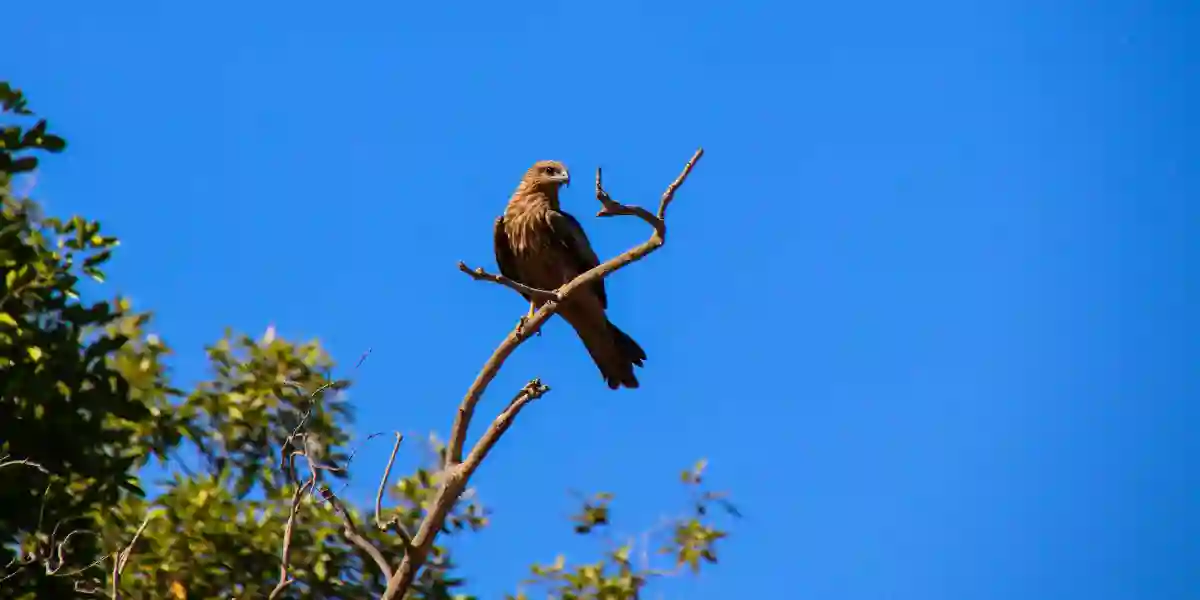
[493,160,646,389]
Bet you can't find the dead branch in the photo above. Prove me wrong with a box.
[272,435,400,599]
[317,485,396,581]
[457,262,559,302]
[109,511,155,599]
[0,458,116,591]
[269,446,313,600]
[380,148,704,600]
[460,379,550,474]
[0,456,51,475]
[272,354,395,598]
[373,432,414,548]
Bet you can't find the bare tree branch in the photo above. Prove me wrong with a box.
[109,510,155,599]
[373,432,414,548]
[268,472,311,599]
[274,376,401,599]
[271,380,335,600]
[460,379,550,475]
[317,485,395,581]
[0,456,50,474]
[457,262,559,302]
[380,148,705,600]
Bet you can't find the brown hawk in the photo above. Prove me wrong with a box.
[493,160,646,389]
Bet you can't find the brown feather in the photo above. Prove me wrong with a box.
[492,160,646,389]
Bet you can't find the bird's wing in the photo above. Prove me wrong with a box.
[493,215,531,301]
[547,209,607,308]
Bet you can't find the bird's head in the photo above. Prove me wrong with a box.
[524,160,571,190]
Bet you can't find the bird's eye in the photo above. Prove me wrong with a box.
[543,166,556,174]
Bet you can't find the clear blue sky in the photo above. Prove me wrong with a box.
[8,0,1197,598]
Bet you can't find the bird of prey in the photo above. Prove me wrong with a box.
[493,160,647,389]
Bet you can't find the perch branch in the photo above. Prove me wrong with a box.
[458,261,559,301]
[381,147,704,600]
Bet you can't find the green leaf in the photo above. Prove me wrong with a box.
[39,134,67,152]
[20,120,47,146]
[8,155,37,173]
[120,477,146,497]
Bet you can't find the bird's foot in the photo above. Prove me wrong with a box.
[526,304,543,337]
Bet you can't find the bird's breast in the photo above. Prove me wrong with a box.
[503,210,552,256]
[502,209,572,289]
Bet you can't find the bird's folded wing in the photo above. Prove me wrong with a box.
[493,215,532,301]
[547,210,607,309]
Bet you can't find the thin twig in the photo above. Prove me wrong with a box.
[317,486,395,581]
[457,261,559,301]
[270,374,345,598]
[47,529,100,575]
[374,433,403,526]
[0,456,50,474]
[594,148,703,241]
[269,475,311,600]
[372,432,414,548]
[271,351,391,597]
[594,168,663,236]
[110,511,155,599]
[382,148,704,600]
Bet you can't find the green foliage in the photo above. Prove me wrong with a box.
[186,330,353,499]
[1,81,179,600]
[0,83,68,177]
[509,460,739,600]
[0,83,736,599]
[96,432,488,599]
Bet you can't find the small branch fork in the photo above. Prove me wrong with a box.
[378,148,704,600]
[0,458,158,598]
[270,385,402,599]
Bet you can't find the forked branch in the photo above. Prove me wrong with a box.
[271,388,398,599]
[379,148,705,600]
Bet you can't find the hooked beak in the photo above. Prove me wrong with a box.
[555,173,571,187]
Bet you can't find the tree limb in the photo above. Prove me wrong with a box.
[457,261,559,301]
[382,148,704,600]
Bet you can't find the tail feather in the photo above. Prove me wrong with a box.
[561,310,646,390]
[608,320,646,367]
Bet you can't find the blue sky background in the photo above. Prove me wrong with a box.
[6,0,1197,598]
